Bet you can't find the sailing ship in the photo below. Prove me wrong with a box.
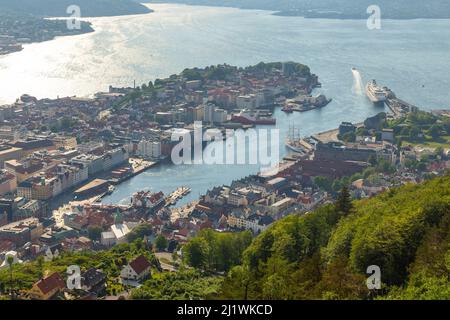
[285,125,307,154]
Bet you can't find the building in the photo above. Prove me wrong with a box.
[100,231,116,247]
[131,191,165,211]
[237,95,258,110]
[70,154,104,176]
[0,170,17,195]
[315,141,383,163]
[29,272,66,300]
[5,158,52,183]
[381,129,394,142]
[0,217,43,246]
[17,163,89,200]
[339,122,356,136]
[270,197,295,214]
[50,136,78,150]
[137,140,161,159]
[203,104,215,123]
[0,146,22,168]
[265,177,288,191]
[102,148,129,171]
[227,192,248,207]
[227,212,273,233]
[9,138,55,157]
[100,210,133,246]
[121,255,151,283]
[15,199,43,221]
[81,268,107,295]
[213,108,228,123]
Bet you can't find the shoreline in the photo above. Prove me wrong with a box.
[0,5,156,59]
[145,1,450,20]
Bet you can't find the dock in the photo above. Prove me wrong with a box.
[386,97,418,118]
[164,186,191,207]
[109,158,158,185]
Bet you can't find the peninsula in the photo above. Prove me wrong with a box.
[0,0,153,56]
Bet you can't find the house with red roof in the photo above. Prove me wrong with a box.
[120,255,151,285]
[29,272,66,300]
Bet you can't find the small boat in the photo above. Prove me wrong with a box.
[106,185,116,195]
[282,105,293,113]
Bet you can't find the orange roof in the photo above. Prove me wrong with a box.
[35,272,65,295]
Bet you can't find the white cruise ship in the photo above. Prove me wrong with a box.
[365,80,387,103]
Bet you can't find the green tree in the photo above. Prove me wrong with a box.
[335,185,353,216]
[429,124,442,139]
[314,176,333,192]
[154,235,168,252]
[6,256,14,299]
[127,224,152,242]
[182,237,210,269]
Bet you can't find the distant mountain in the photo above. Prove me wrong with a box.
[145,0,450,19]
[0,0,152,17]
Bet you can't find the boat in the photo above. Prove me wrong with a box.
[282,105,293,113]
[365,80,387,103]
[231,109,276,125]
[106,185,116,195]
[285,125,307,155]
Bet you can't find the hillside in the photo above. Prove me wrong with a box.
[1,175,448,300]
[219,174,450,299]
[0,0,152,17]
[146,0,450,19]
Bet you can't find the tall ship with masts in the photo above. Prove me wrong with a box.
[285,125,306,155]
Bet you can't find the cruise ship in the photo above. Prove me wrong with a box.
[365,80,387,103]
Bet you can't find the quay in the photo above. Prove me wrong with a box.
[170,201,198,222]
[109,158,158,185]
[165,186,192,207]
[386,97,419,118]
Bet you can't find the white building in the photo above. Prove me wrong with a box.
[121,255,151,285]
[213,108,228,124]
[237,94,258,110]
[137,140,161,159]
[203,104,215,123]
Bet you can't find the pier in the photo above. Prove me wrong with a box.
[386,97,419,118]
[164,186,192,207]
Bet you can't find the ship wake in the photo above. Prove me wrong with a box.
[352,68,363,95]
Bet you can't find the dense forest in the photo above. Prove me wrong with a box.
[146,0,450,19]
[215,174,450,299]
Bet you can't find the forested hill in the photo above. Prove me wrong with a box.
[146,0,450,19]
[0,0,152,17]
[219,174,450,299]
